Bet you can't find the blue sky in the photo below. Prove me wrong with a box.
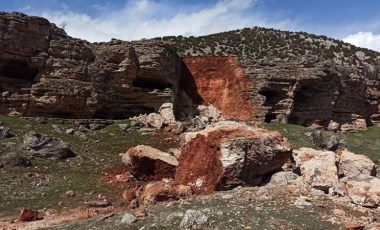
[2,0,380,51]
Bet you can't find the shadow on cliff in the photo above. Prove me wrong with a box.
[179,61,203,105]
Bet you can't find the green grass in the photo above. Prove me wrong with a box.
[263,123,317,149]
[344,125,380,164]
[0,115,152,217]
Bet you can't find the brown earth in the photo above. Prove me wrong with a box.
[183,56,254,121]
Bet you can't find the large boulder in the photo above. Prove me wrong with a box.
[23,131,74,160]
[122,145,178,180]
[338,150,377,179]
[175,121,292,194]
[293,148,339,193]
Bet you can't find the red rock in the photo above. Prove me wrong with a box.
[183,57,254,121]
[175,121,292,194]
[19,208,38,222]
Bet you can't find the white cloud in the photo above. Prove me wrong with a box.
[343,31,380,52]
[28,0,296,42]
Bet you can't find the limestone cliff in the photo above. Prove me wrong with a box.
[161,28,380,129]
[0,12,184,119]
[1,12,380,131]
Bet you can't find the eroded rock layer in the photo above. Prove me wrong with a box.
[0,12,183,118]
[183,55,380,129]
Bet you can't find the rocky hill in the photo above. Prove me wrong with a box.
[155,28,380,131]
[0,12,196,119]
[1,12,380,132]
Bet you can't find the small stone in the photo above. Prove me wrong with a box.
[121,212,137,224]
[65,128,74,134]
[135,208,147,217]
[19,208,38,222]
[345,223,365,230]
[180,209,208,230]
[118,124,130,131]
[294,197,313,208]
[311,189,325,196]
[89,123,105,130]
[66,190,75,197]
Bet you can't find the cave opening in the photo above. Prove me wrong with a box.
[132,78,172,90]
[0,61,39,81]
[259,88,282,106]
[265,113,277,123]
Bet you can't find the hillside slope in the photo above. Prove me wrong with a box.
[155,28,380,130]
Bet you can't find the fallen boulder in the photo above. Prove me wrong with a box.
[122,145,178,180]
[338,150,377,179]
[293,148,339,193]
[175,121,292,194]
[23,131,74,160]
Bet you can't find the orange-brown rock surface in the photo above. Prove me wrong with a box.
[175,121,292,194]
[183,57,254,121]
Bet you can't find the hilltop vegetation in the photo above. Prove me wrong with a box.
[154,27,380,78]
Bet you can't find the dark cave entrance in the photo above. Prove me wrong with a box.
[259,87,286,123]
[132,78,172,90]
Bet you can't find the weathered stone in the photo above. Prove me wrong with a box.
[23,131,74,160]
[346,177,380,208]
[0,126,12,138]
[176,121,292,193]
[197,105,224,123]
[1,152,32,167]
[327,120,340,132]
[180,209,208,230]
[122,145,178,180]
[158,103,176,124]
[293,148,339,193]
[338,150,377,179]
[120,212,137,224]
[19,208,38,222]
[138,181,192,205]
[294,196,313,208]
[266,171,299,186]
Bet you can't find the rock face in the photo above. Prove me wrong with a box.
[1,12,379,130]
[183,56,380,130]
[175,121,292,193]
[0,13,187,119]
[183,57,254,121]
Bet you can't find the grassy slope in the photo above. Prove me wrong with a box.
[0,116,151,217]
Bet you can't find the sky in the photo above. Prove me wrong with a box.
[2,0,380,52]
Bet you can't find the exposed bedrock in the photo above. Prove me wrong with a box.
[0,12,379,130]
[183,55,380,130]
[0,13,189,119]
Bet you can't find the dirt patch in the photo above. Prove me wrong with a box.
[183,56,254,121]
